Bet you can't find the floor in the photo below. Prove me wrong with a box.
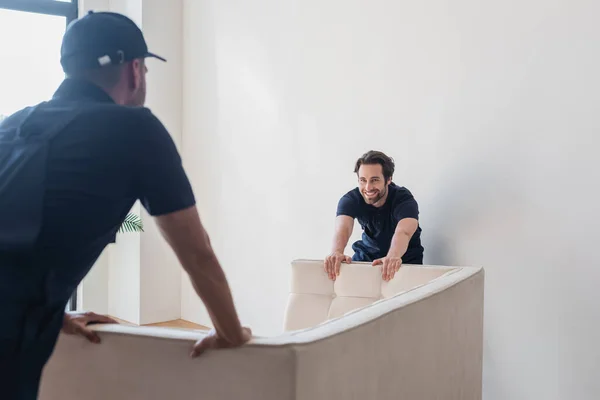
[146,319,209,330]
[109,317,209,330]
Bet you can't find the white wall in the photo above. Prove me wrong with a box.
[182,0,600,399]
[75,0,112,317]
[77,247,109,314]
[138,0,185,325]
[78,0,184,325]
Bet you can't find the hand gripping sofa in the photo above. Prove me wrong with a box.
[40,260,485,400]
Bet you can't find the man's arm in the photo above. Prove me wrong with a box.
[331,215,354,254]
[324,215,354,280]
[129,109,248,349]
[387,217,419,259]
[155,206,247,346]
[373,217,419,281]
[325,192,359,280]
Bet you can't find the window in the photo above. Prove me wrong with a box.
[0,0,79,309]
[0,1,78,120]
[0,0,77,18]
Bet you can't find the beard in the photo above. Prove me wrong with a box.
[127,88,146,107]
[362,186,387,205]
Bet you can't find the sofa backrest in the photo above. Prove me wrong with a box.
[283,259,457,331]
[40,260,484,400]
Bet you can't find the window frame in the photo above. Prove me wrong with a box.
[0,0,78,24]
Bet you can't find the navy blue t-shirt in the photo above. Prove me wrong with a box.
[336,183,424,263]
[0,78,196,303]
[0,79,196,386]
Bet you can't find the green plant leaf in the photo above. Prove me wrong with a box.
[118,212,144,233]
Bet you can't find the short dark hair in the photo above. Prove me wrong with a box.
[354,150,395,181]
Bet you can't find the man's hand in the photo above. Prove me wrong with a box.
[324,252,352,280]
[373,256,402,281]
[191,327,252,358]
[61,312,118,344]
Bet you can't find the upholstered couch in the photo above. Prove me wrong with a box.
[40,259,485,399]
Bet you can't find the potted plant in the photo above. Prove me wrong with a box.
[118,212,144,233]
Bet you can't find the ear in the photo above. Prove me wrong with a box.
[129,58,144,90]
[124,61,136,90]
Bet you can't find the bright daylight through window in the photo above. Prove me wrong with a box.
[0,0,79,309]
[0,0,77,122]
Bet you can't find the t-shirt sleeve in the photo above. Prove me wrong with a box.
[134,109,196,216]
[336,192,359,218]
[393,193,420,222]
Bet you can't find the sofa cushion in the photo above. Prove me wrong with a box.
[284,260,455,331]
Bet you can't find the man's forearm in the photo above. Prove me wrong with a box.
[154,206,246,345]
[184,252,245,345]
[331,229,351,253]
[387,230,411,259]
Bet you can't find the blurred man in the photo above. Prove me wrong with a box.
[0,11,249,399]
[324,150,424,282]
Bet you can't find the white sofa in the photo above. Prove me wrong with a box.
[40,259,485,399]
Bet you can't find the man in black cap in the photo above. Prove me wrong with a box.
[0,11,250,399]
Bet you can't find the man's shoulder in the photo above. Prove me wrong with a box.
[89,105,169,141]
[75,102,159,126]
[389,183,416,202]
[51,102,167,144]
[0,107,36,139]
[336,187,363,217]
[340,187,361,201]
[3,100,160,133]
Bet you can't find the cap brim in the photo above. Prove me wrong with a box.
[145,52,166,62]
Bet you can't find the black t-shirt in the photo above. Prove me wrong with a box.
[0,78,196,306]
[0,79,197,384]
[336,183,424,263]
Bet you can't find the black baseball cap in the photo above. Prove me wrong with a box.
[60,10,166,74]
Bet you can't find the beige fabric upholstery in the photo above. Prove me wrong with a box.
[284,260,455,331]
[40,260,484,400]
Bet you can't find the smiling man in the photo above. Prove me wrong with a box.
[324,150,424,281]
